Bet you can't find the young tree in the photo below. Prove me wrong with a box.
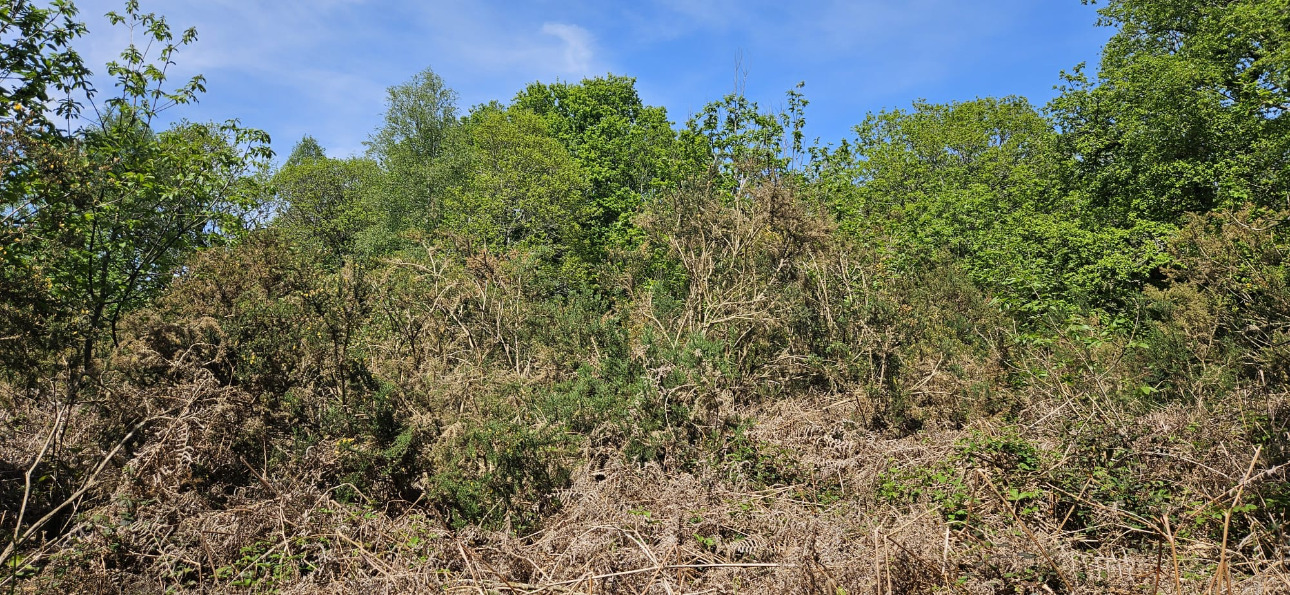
[0,1,271,393]
[1,3,271,572]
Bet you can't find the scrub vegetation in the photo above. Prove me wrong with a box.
[2,0,1289,592]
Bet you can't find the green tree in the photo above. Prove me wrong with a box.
[681,83,811,189]
[367,66,458,163]
[273,151,380,264]
[823,97,1170,313]
[1050,0,1290,224]
[284,134,326,167]
[839,97,1064,226]
[442,106,586,251]
[513,75,677,259]
[0,1,271,392]
[363,67,459,249]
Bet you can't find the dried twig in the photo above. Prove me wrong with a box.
[0,414,151,571]
[1209,446,1261,595]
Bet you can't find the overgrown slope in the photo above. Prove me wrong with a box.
[2,1,1288,592]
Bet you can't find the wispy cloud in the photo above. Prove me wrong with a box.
[59,0,1104,160]
[71,0,391,157]
[541,23,596,75]
[402,2,607,80]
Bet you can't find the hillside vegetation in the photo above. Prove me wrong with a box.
[2,1,1289,592]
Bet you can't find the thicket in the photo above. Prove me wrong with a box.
[2,0,1288,592]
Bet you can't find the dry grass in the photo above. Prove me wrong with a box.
[4,379,1285,594]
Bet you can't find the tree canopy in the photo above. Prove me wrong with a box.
[1051,0,1290,223]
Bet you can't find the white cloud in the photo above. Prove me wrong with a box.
[541,23,596,75]
[68,0,390,158]
[53,0,1098,160]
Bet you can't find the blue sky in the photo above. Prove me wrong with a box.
[70,0,1110,161]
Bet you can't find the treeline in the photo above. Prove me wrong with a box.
[1,0,1288,592]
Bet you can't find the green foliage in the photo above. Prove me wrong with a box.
[422,414,576,531]
[102,1,207,124]
[877,459,973,527]
[0,0,91,122]
[514,75,679,260]
[821,97,1172,314]
[272,151,380,263]
[1,2,270,392]
[78,115,269,326]
[879,431,1043,529]
[1134,206,1290,395]
[359,67,460,252]
[367,65,458,163]
[0,113,86,379]
[442,106,586,251]
[710,421,810,490]
[283,134,325,167]
[6,4,1290,589]
[213,538,319,590]
[1051,0,1290,224]
[1046,421,1180,542]
[683,85,805,189]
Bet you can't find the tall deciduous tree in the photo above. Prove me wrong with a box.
[442,107,585,251]
[364,67,459,248]
[367,66,458,163]
[513,76,677,259]
[1050,0,1290,223]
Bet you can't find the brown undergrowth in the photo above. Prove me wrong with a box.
[3,384,1284,593]
[3,189,1287,593]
